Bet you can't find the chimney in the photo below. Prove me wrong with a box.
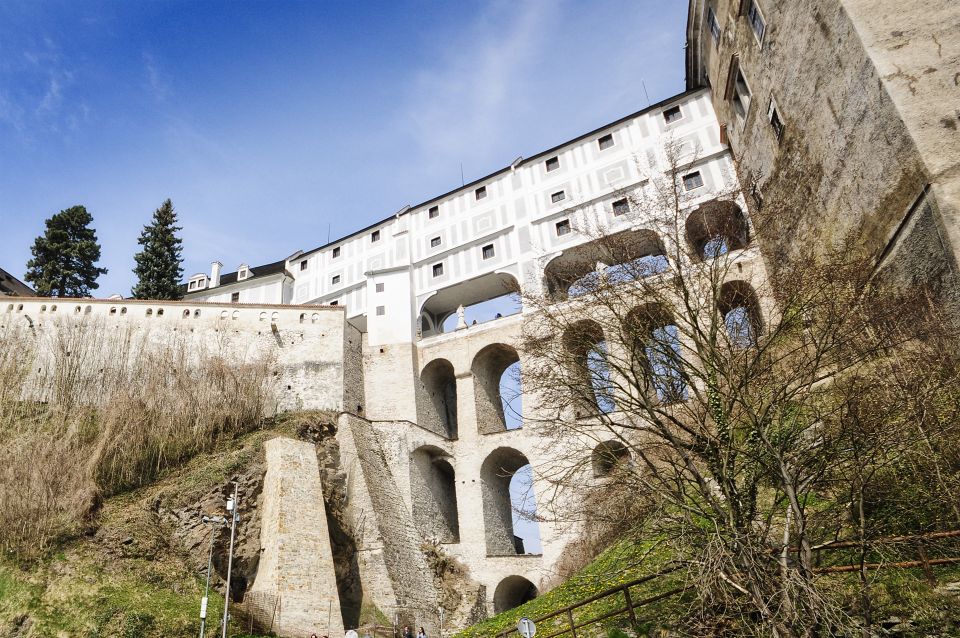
[210,261,223,288]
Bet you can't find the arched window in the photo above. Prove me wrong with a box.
[84,306,91,314]
[156,308,164,316]
[418,359,458,439]
[409,446,460,543]
[50,305,57,312]
[299,313,306,324]
[481,447,541,556]
[718,281,762,348]
[591,440,631,477]
[146,308,153,317]
[120,307,127,315]
[563,320,615,415]
[193,309,201,318]
[472,344,522,434]
[685,200,749,260]
[626,305,688,404]
[40,305,47,312]
[311,313,319,324]
[271,312,279,323]
[493,576,538,613]
[182,309,191,318]
[545,229,665,299]
[232,310,240,320]
[220,310,229,319]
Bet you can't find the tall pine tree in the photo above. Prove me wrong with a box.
[131,199,184,300]
[25,205,108,297]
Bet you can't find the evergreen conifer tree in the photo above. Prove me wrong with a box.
[25,205,108,297]
[131,199,184,300]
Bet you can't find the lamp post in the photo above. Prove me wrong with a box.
[221,482,240,638]
[199,515,226,638]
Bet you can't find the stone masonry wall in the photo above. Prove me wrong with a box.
[250,437,345,637]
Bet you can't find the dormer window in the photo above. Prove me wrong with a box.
[237,265,250,281]
[188,274,208,290]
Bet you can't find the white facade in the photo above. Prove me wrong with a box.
[185,89,732,346]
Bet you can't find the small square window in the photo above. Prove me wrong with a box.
[555,219,571,236]
[332,275,341,285]
[376,282,384,293]
[551,190,566,204]
[482,244,495,260]
[598,134,614,150]
[747,0,765,44]
[545,156,560,172]
[768,98,784,141]
[371,230,380,242]
[432,263,444,277]
[231,292,240,303]
[188,281,195,290]
[332,247,341,258]
[683,171,704,191]
[428,205,439,219]
[663,105,683,124]
[376,306,385,316]
[475,186,487,201]
[612,198,629,216]
[707,6,721,44]
[430,237,441,248]
[300,259,308,271]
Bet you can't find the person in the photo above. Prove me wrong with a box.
[417,626,427,638]
[310,634,318,638]
[403,625,414,638]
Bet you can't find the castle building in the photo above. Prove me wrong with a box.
[685,0,960,314]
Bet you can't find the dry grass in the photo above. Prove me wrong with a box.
[0,318,276,561]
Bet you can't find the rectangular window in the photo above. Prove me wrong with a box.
[555,219,571,236]
[747,0,765,44]
[428,205,439,219]
[482,244,495,259]
[545,156,560,172]
[597,133,614,150]
[332,275,341,285]
[432,263,444,277]
[332,247,340,258]
[708,6,721,43]
[612,198,629,216]
[768,97,784,141]
[299,259,308,271]
[430,237,441,248]
[375,283,384,293]
[663,105,683,124]
[188,281,196,290]
[551,190,566,204]
[731,67,752,122]
[475,186,487,200]
[376,305,385,316]
[371,230,380,242]
[683,171,704,191]
[231,291,240,303]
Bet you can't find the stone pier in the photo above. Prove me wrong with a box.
[249,437,344,637]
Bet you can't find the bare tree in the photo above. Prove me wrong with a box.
[518,143,960,636]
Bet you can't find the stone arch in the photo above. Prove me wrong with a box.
[472,343,522,434]
[493,575,538,613]
[409,446,460,543]
[717,280,762,347]
[684,200,749,260]
[563,319,615,415]
[591,440,631,477]
[625,304,687,403]
[481,447,539,555]
[544,228,666,299]
[418,358,458,439]
[419,271,521,337]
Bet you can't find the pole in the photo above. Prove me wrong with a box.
[221,483,239,638]
[199,522,218,638]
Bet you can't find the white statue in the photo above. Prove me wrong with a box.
[455,304,467,330]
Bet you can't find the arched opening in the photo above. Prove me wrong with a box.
[409,446,460,543]
[625,305,687,404]
[419,358,458,439]
[563,320,615,416]
[717,280,762,348]
[472,344,522,434]
[544,229,666,299]
[685,200,749,260]
[592,440,631,477]
[481,447,541,556]
[493,576,538,613]
[420,271,521,338]
[299,313,306,324]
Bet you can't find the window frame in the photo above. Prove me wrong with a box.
[475,186,487,201]
[371,230,381,242]
[481,244,495,260]
[545,156,560,172]
[767,96,784,142]
[747,0,766,46]
[299,259,308,271]
[332,247,341,258]
[331,274,341,285]
[428,205,440,219]
[597,133,615,151]
[231,291,240,303]
[555,219,571,236]
[551,190,566,204]
[430,236,442,248]
[662,105,683,125]
[707,6,721,44]
[432,262,444,278]
[612,198,629,216]
[683,171,705,191]
[375,282,385,293]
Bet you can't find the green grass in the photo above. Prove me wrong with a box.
[455,539,687,638]
[0,424,291,638]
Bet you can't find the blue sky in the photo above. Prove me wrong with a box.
[0,0,688,296]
